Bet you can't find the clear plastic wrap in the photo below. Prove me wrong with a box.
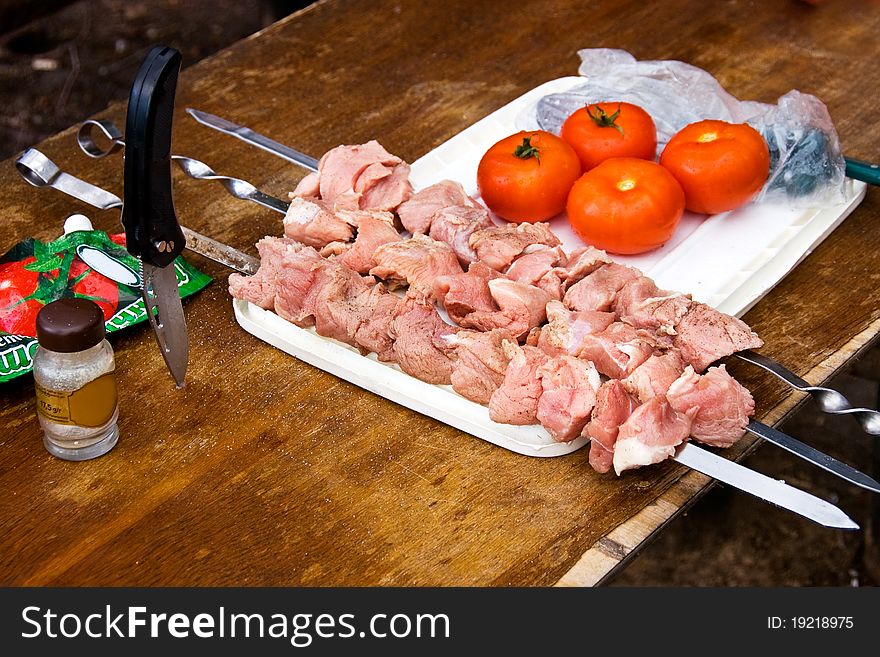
[534,49,846,208]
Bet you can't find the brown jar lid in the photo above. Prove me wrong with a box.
[36,298,105,353]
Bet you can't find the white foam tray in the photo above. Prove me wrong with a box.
[234,78,866,458]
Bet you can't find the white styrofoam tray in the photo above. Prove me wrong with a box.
[234,78,867,458]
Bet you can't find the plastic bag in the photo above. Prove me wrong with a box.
[0,226,212,383]
[533,48,846,208]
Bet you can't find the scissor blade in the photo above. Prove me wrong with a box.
[186,108,320,172]
[748,420,880,494]
[141,262,189,387]
[673,443,859,530]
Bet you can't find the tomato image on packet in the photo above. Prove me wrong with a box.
[0,227,211,383]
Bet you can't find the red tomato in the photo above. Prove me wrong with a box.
[0,257,43,336]
[659,119,770,214]
[561,102,657,171]
[566,157,686,255]
[69,259,119,321]
[476,130,581,223]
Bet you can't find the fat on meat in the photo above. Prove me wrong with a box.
[433,262,501,325]
[458,278,550,339]
[613,276,692,336]
[666,365,755,447]
[612,397,695,475]
[390,293,458,384]
[673,302,763,372]
[488,341,550,425]
[622,352,686,403]
[536,355,601,442]
[577,321,658,379]
[438,328,515,404]
[585,380,639,474]
[563,263,640,312]
[469,222,560,271]
[228,236,303,309]
[536,300,615,357]
[283,197,354,249]
[428,205,493,266]
[397,180,477,235]
[370,234,464,297]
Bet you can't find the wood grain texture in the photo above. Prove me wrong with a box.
[0,0,878,586]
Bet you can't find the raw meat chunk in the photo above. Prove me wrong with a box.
[536,301,615,357]
[488,342,550,425]
[439,328,515,404]
[429,205,493,265]
[613,397,695,475]
[469,222,560,271]
[563,263,641,312]
[673,303,763,372]
[370,234,464,296]
[397,180,477,235]
[536,356,601,442]
[613,276,692,336]
[622,352,686,403]
[585,380,639,474]
[283,197,354,249]
[390,294,458,384]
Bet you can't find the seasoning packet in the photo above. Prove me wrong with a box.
[0,227,211,383]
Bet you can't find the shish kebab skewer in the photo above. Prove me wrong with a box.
[14,147,879,512]
[148,110,880,438]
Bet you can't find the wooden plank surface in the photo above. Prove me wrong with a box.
[1,0,878,586]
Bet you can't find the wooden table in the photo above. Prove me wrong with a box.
[1,0,878,586]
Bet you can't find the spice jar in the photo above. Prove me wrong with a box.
[33,298,119,460]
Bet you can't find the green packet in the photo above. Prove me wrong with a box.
[0,228,211,383]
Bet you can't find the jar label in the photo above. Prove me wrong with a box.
[36,372,118,427]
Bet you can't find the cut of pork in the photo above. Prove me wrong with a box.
[330,211,401,274]
[613,276,692,336]
[389,293,458,384]
[396,180,477,235]
[283,197,354,249]
[673,302,764,372]
[535,300,615,357]
[488,342,550,425]
[577,321,658,379]
[666,364,755,447]
[439,328,515,404]
[585,380,639,474]
[612,397,695,475]
[505,246,567,300]
[433,262,501,325]
[458,278,550,339]
[429,205,493,266]
[536,355,602,442]
[228,236,302,309]
[359,162,413,212]
[370,234,464,297]
[469,222,560,271]
[563,263,641,312]
[556,246,611,290]
[270,247,326,326]
[622,351,686,403]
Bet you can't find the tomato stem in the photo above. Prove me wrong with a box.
[586,103,625,137]
[513,136,540,164]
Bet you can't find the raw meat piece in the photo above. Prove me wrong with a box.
[351,285,400,361]
[438,328,515,404]
[613,397,695,475]
[666,365,755,447]
[360,162,414,212]
[536,300,615,356]
[309,262,373,347]
[370,234,464,296]
[272,247,330,326]
[577,321,657,379]
[332,211,401,274]
[556,246,611,290]
[622,352,686,403]
[505,246,567,300]
[563,263,640,312]
[433,262,501,325]
[390,294,458,384]
[469,222,560,271]
[397,180,477,235]
[536,355,601,442]
[613,276,692,335]
[291,172,319,198]
[429,205,493,265]
[585,380,639,474]
[673,302,763,372]
[283,197,354,249]
[228,236,302,309]
[489,342,550,425]
[459,278,550,339]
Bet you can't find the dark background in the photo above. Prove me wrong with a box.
[0,0,877,586]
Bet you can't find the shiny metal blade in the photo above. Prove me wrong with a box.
[172,155,290,215]
[186,108,320,172]
[180,226,259,275]
[16,148,124,210]
[673,443,859,530]
[141,262,189,387]
[748,420,880,494]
